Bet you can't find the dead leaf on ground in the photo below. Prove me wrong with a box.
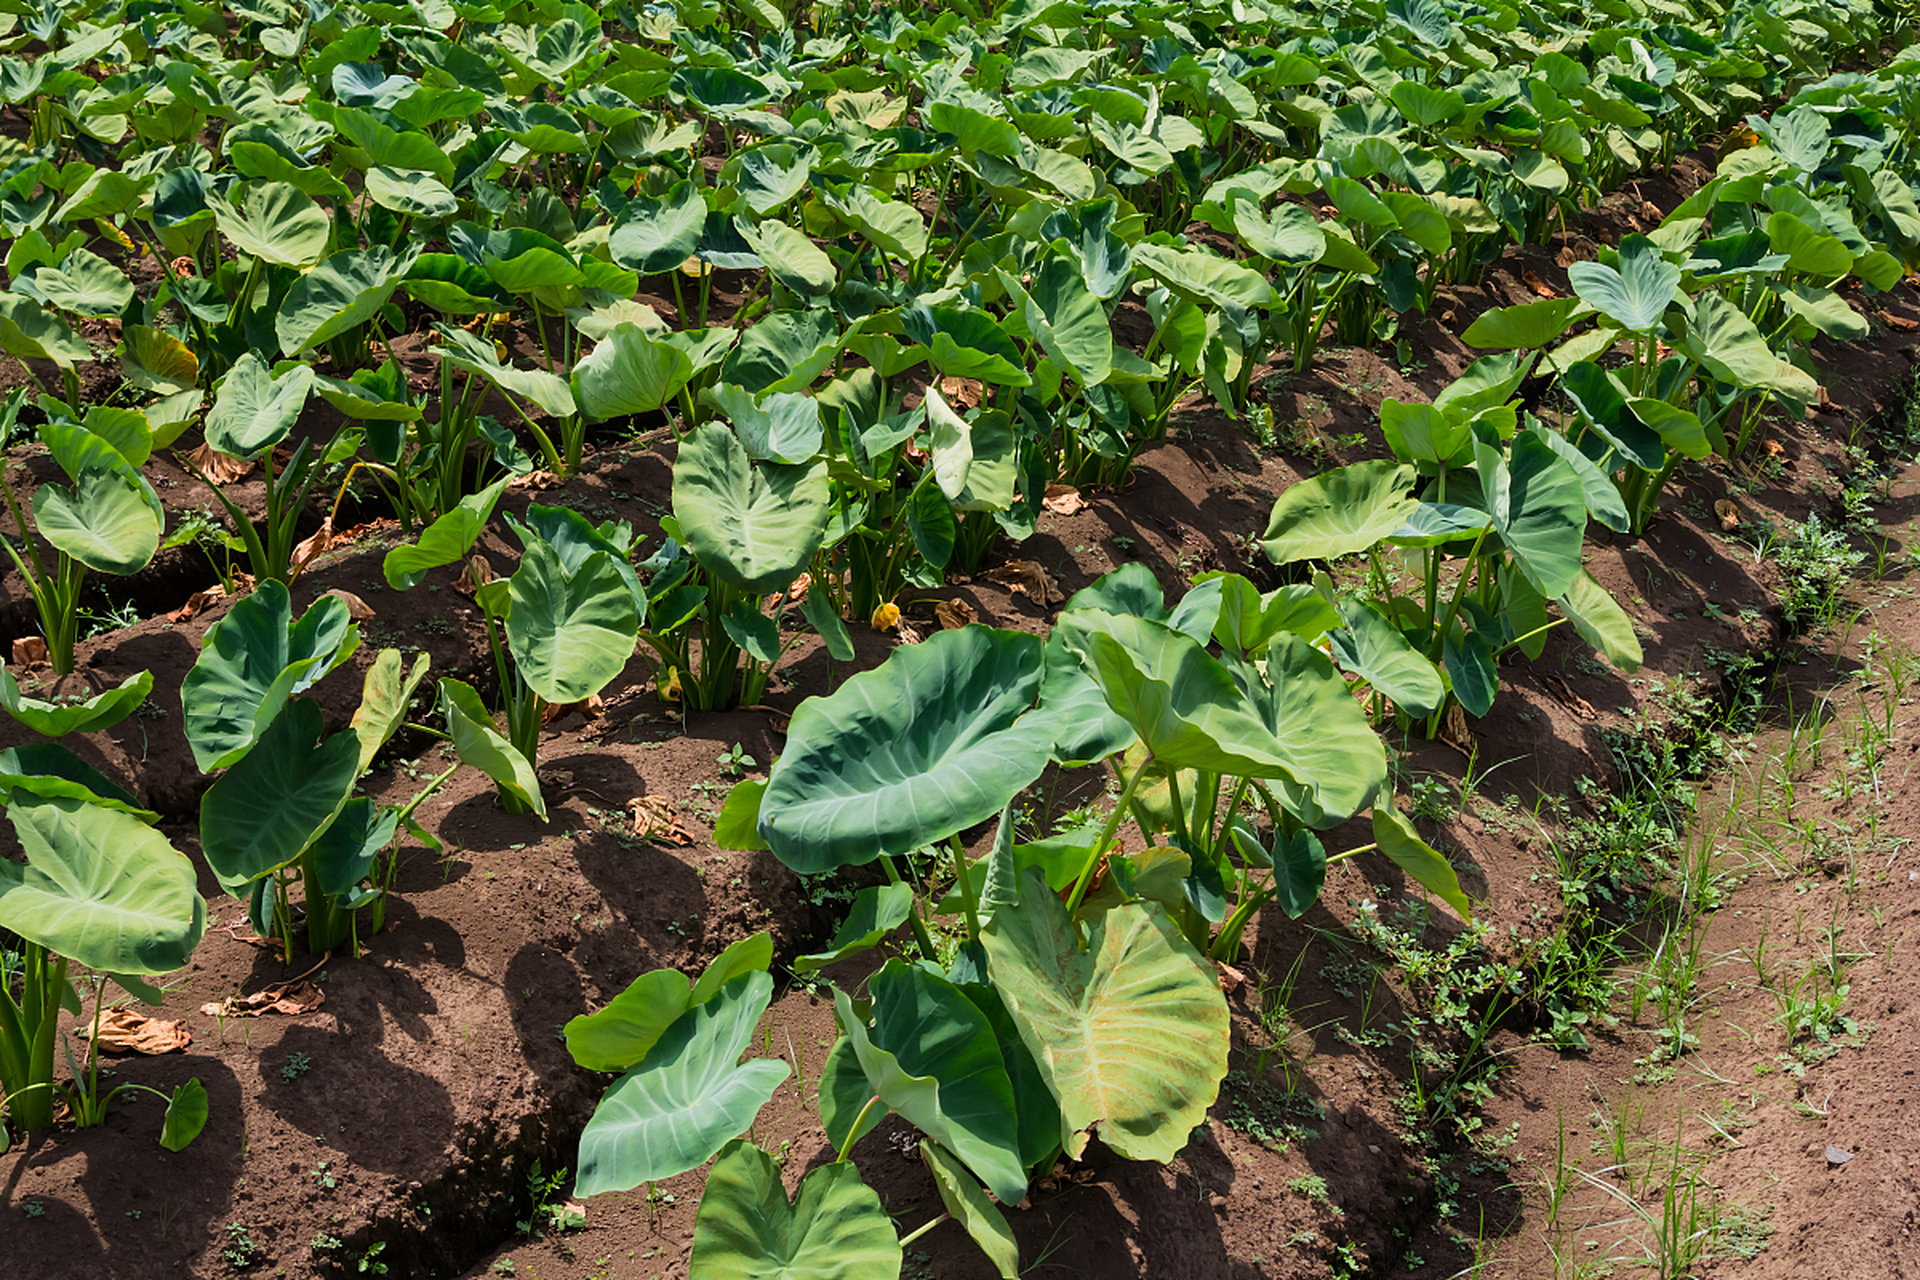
[1714,499,1741,532]
[1543,675,1598,720]
[201,980,325,1019]
[1815,385,1842,413]
[933,599,977,630]
[1521,268,1557,298]
[1877,309,1919,332]
[543,693,604,725]
[896,618,926,644]
[1438,702,1474,756]
[513,469,563,491]
[787,572,812,603]
[86,1008,191,1055]
[938,376,985,410]
[180,441,252,486]
[169,575,256,622]
[1762,439,1787,460]
[1638,199,1663,223]
[1555,245,1579,269]
[322,588,376,620]
[12,637,47,667]
[1042,484,1089,516]
[982,559,1064,605]
[628,794,695,845]
[333,517,398,545]
[1217,963,1247,995]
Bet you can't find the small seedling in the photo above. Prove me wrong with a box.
[281,1051,313,1083]
[717,743,755,778]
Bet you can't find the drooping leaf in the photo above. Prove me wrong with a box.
[981,869,1229,1164]
[0,668,150,737]
[439,678,546,819]
[1372,804,1470,917]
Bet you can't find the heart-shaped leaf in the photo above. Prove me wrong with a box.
[574,972,789,1196]
[758,627,1053,874]
[981,869,1229,1164]
[687,1140,900,1280]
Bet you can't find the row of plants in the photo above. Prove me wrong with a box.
[0,0,1908,692]
[4,0,1920,1266]
[551,564,1469,1277]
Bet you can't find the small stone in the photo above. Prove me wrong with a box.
[1827,1146,1855,1166]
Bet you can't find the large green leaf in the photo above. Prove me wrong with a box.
[0,668,150,737]
[32,248,133,317]
[275,247,411,356]
[700,384,822,466]
[1260,460,1419,564]
[1557,569,1642,671]
[998,251,1111,388]
[439,678,546,819]
[981,869,1228,1164]
[506,542,637,703]
[1064,613,1296,778]
[0,292,90,368]
[204,352,315,459]
[1677,291,1815,401]
[673,423,829,594]
[567,936,773,1074]
[1566,235,1679,332]
[382,476,509,589]
[1480,432,1586,599]
[1460,297,1580,349]
[688,1140,901,1280]
[348,649,432,775]
[573,322,695,420]
[33,421,162,576]
[0,789,205,974]
[434,325,577,417]
[735,218,836,297]
[834,962,1027,1204]
[1131,242,1280,309]
[922,1140,1020,1279]
[1373,805,1470,918]
[795,883,915,973]
[1327,600,1445,718]
[1251,634,1387,823]
[180,582,359,772]
[573,972,789,1197]
[207,181,331,268]
[758,627,1053,874]
[198,698,360,895]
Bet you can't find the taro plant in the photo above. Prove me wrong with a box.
[0,782,209,1150]
[0,390,165,674]
[180,353,351,586]
[1262,359,1643,730]
[184,582,439,958]
[638,419,828,712]
[381,483,642,813]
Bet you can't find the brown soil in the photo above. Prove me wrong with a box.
[4,150,1920,1280]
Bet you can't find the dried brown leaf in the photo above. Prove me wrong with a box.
[12,637,47,667]
[542,693,604,725]
[1042,484,1089,516]
[86,1008,191,1055]
[933,599,977,630]
[787,572,812,603]
[288,516,334,580]
[628,794,695,845]
[1714,499,1740,532]
[1521,268,1557,299]
[1542,675,1598,720]
[201,980,325,1019]
[1438,702,1474,756]
[181,441,252,486]
[981,559,1064,605]
[938,376,985,410]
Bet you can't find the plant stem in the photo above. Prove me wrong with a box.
[1065,752,1153,917]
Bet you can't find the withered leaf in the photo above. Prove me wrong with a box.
[86,1008,191,1055]
[933,599,977,630]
